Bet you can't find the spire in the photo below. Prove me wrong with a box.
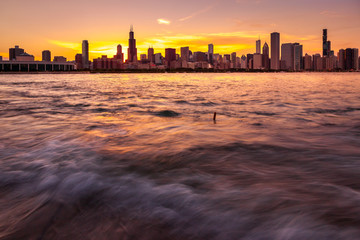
[130,24,133,32]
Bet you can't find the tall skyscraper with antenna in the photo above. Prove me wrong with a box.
[127,25,137,62]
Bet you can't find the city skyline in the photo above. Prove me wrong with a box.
[0,0,359,61]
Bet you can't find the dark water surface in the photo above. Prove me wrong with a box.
[0,73,360,239]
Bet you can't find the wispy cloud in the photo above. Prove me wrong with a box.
[178,3,217,22]
[157,19,171,25]
[320,10,342,18]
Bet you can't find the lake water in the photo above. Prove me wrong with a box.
[0,73,360,239]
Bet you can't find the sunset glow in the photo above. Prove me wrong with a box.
[0,0,359,61]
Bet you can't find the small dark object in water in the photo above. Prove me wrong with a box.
[213,112,217,121]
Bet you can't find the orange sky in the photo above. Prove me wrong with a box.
[0,0,359,61]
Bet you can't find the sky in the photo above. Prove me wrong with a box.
[0,0,359,61]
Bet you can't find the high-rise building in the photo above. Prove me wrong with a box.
[313,54,321,71]
[271,32,280,70]
[240,55,247,69]
[262,42,269,70]
[253,53,263,69]
[114,44,124,63]
[322,29,332,57]
[304,54,312,71]
[9,45,24,61]
[75,54,83,69]
[338,49,345,70]
[294,43,303,71]
[148,47,154,63]
[165,48,176,67]
[82,40,89,69]
[208,44,214,64]
[281,43,294,70]
[345,48,359,71]
[231,52,237,64]
[256,39,261,54]
[154,53,163,65]
[181,47,190,62]
[127,25,137,62]
[0,56,2,61]
[193,52,207,62]
[42,50,51,62]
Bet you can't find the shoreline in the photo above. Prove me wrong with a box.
[0,70,359,74]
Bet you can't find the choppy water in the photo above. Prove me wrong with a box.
[0,73,360,240]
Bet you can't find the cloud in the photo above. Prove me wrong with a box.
[178,3,216,22]
[320,10,341,18]
[157,19,171,25]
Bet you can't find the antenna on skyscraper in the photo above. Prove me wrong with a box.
[130,24,133,32]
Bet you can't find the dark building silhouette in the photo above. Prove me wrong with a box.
[165,48,176,67]
[82,40,89,69]
[345,48,359,71]
[9,45,24,61]
[323,29,331,57]
[42,50,51,62]
[148,47,154,63]
[127,25,137,62]
[53,56,67,62]
[114,44,124,63]
[75,54,83,69]
[262,42,269,70]
[271,32,280,70]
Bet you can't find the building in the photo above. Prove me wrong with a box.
[208,44,214,64]
[0,61,75,72]
[322,29,331,57]
[82,40,89,69]
[140,54,147,61]
[181,47,190,62]
[345,48,359,71]
[114,45,124,63]
[165,48,176,67]
[148,47,154,63]
[0,56,2,61]
[253,53,263,69]
[304,54,312,71]
[42,50,51,62]
[281,43,294,70]
[9,45,25,61]
[231,52,237,68]
[338,49,345,70]
[313,54,321,71]
[127,25,137,62]
[154,53,163,65]
[262,42,269,70]
[53,56,67,62]
[75,54,83,69]
[93,55,123,70]
[247,54,253,69]
[294,43,303,71]
[16,53,35,61]
[271,32,280,70]
[193,52,207,62]
[256,39,261,54]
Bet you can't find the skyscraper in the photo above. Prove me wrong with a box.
[271,32,280,70]
[294,43,303,71]
[281,43,294,70]
[148,47,154,63]
[42,50,51,62]
[256,39,261,54]
[114,44,124,63]
[322,29,331,57]
[165,48,176,67]
[82,40,89,69]
[208,44,214,64]
[262,42,269,70]
[181,47,190,62]
[9,45,24,61]
[127,25,137,62]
